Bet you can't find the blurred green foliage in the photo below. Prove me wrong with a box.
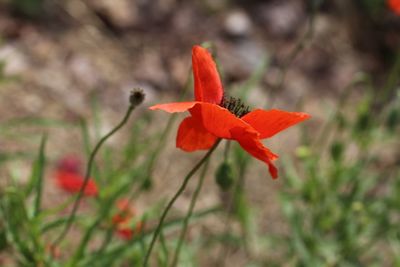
[271,87,400,266]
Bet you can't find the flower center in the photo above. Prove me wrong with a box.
[220,96,250,118]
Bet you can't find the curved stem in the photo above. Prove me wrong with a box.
[170,157,210,267]
[52,105,135,247]
[142,139,221,266]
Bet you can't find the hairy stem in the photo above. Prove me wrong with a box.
[142,139,221,266]
[52,105,135,247]
[170,157,210,267]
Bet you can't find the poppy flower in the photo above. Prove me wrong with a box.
[45,244,61,259]
[112,199,143,240]
[55,156,98,196]
[150,45,310,178]
[57,155,82,174]
[388,0,400,15]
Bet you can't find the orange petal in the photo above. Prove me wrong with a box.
[149,101,199,113]
[192,46,223,104]
[176,116,217,151]
[189,102,253,139]
[388,0,400,15]
[230,127,279,179]
[241,109,311,139]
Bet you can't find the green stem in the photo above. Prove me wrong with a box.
[33,134,47,217]
[142,139,221,266]
[170,157,210,267]
[52,105,135,247]
[223,141,231,161]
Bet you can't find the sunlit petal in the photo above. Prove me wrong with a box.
[192,46,223,104]
[242,109,310,139]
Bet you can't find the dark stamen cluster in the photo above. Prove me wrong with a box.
[220,96,250,118]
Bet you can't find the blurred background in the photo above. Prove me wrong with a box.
[0,0,400,266]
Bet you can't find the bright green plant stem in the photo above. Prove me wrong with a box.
[143,139,222,267]
[33,134,47,217]
[52,104,136,247]
[170,156,211,267]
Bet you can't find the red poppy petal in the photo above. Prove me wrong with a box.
[176,116,217,151]
[117,228,133,240]
[192,46,223,104]
[241,109,311,139]
[189,102,252,139]
[56,171,98,196]
[388,0,400,15]
[149,101,199,113]
[57,155,81,174]
[230,127,279,179]
[84,179,98,196]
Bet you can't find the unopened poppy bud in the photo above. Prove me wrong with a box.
[354,111,371,133]
[386,108,399,132]
[140,177,153,191]
[215,161,234,191]
[330,141,344,162]
[129,89,145,107]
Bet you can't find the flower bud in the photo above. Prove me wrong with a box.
[330,141,344,162]
[129,89,145,107]
[386,108,399,132]
[215,161,234,191]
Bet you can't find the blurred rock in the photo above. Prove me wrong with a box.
[0,12,21,39]
[0,44,28,75]
[169,56,190,88]
[172,5,198,34]
[219,41,266,81]
[134,51,169,90]
[255,0,305,38]
[86,0,138,29]
[68,54,101,89]
[144,0,176,23]
[224,9,252,38]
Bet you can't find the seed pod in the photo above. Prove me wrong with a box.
[330,141,344,162]
[215,161,234,191]
[386,108,399,132]
[130,89,145,107]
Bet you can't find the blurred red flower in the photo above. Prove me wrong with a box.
[46,244,61,258]
[388,0,400,15]
[55,156,98,196]
[150,45,310,179]
[112,199,143,240]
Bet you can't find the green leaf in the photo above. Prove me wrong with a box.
[32,134,47,217]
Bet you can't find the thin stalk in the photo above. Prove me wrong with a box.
[159,229,170,266]
[83,206,222,266]
[223,140,231,161]
[217,147,249,266]
[52,105,135,247]
[33,134,47,217]
[170,157,211,267]
[142,139,222,267]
